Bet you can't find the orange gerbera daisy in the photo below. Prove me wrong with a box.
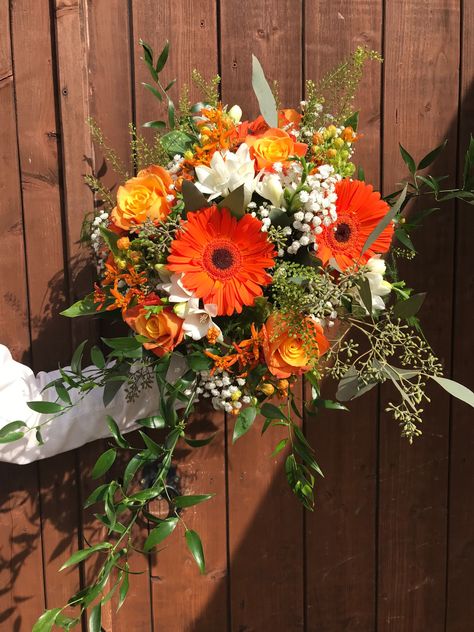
[167,206,276,316]
[316,179,394,270]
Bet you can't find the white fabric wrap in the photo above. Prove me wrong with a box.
[0,344,182,465]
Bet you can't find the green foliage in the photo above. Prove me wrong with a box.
[191,69,221,107]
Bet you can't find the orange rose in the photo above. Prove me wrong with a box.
[123,296,184,357]
[111,165,173,230]
[279,108,302,131]
[262,313,329,378]
[245,128,307,171]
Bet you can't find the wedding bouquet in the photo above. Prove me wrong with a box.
[12,43,474,630]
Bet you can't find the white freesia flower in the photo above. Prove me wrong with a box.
[194,144,258,205]
[174,299,222,341]
[228,104,243,123]
[160,273,193,303]
[364,256,392,311]
[256,173,284,207]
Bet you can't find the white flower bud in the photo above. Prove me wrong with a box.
[228,104,243,123]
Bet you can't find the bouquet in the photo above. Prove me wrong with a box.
[16,42,474,630]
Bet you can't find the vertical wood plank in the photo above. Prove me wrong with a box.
[131,3,227,630]
[220,3,305,630]
[379,1,460,630]
[303,3,383,629]
[2,0,73,627]
[445,0,474,629]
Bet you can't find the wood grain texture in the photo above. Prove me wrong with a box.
[304,3,382,630]
[379,1,460,630]
[220,3,305,630]
[445,1,474,629]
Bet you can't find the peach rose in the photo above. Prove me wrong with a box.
[111,165,173,230]
[262,313,329,379]
[124,295,184,357]
[245,128,307,171]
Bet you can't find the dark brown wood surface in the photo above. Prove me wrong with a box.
[0,1,473,630]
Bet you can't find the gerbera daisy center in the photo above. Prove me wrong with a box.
[202,239,243,280]
[334,222,352,243]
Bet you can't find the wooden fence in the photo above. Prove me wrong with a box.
[0,0,473,630]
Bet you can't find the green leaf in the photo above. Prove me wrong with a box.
[117,567,130,612]
[164,79,176,92]
[139,431,163,456]
[0,431,25,443]
[161,130,194,155]
[60,543,112,571]
[218,184,246,219]
[54,382,71,405]
[357,276,372,314]
[233,406,257,443]
[463,134,474,190]
[251,54,278,128]
[142,82,163,101]
[0,420,27,438]
[362,184,407,255]
[136,415,166,429]
[32,608,62,632]
[187,352,212,372]
[91,448,117,480]
[184,433,216,448]
[357,165,365,182]
[168,99,176,129]
[84,483,110,509]
[102,336,142,351]
[156,40,170,73]
[123,454,146,490]
[343,111,359,131]
[61,293,100,318]
[91,345,106,369]
[260,403,287,420]
[88,604,101,632]
[181,179,210,212]
[432,376,474,408]
[417,140,447,170]
[106,416,130,449]
[268,206,293,228]
[393,292,426,319]
[310,399,349,412]
[27,400,65,415]
[143,120,166,129]
[336,366,360,402]
[139,39,158,82]
[394,228,415,252]
[399,143,416,174]
[174,494,214,509]
[271,438,288,457]
[185,529,205,574]
[99,225,120,256]
[71,339,87,375]
[144,517,178,552]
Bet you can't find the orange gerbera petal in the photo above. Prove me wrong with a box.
[167,206,276,316]
[316,179,394,270]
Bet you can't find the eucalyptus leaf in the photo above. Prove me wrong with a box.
[393,292,426,319]
[185,529,205,574]
[251,54,278,127]
[181,179,210,212]
[357,276,372,314]
[432,376,474,408]
[218,184,246,219]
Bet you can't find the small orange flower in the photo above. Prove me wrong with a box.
[204,350,239,375]
[262,313,329,379]
[124,295,184,357]
[245,128,307,171]
[110,165,173,230]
